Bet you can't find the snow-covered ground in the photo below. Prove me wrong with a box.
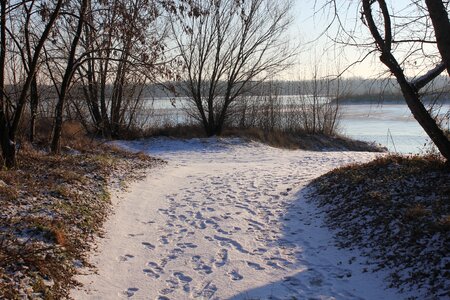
[71,138,408,300]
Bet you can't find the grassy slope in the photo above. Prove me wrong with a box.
[310,156,449,298]
[0,145,164,299]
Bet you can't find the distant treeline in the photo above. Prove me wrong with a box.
[5,75,449,102]
[139,75,450,99]
[331,93,450,105]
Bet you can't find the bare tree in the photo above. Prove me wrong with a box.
[361,0,450,160]
[76,0,169,138]
[0,0,63,168]
[171,0,294,136]
[323,0,450,160]
[0,0,8,166]
[294,74,342,136]
[47,0,89,154]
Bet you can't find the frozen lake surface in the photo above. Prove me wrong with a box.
[145,98,449,154]
[339,104,448,154]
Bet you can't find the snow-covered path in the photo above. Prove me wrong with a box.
[72,138,403,300]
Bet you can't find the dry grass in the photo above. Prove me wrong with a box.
[0,186,19,202]
[222,127,300,149]
[133,124,384,152]
[0,133,164,299]
[223,127,385,152]
[310,155,449,298]
[141,124,207,139]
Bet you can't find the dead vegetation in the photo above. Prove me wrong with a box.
[222,128,385,152]
[0,125,164,299]
[129,124,385,152]
[310,155,449,298]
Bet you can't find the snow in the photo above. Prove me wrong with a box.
[71,137,408,300]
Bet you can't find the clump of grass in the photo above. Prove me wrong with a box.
[52,169,86,184]
[26,218,67,246]
[310,155,449,298]
[0,186,18,202]
[222,127,300,149]
[52,185,73,198]
[143,124,208,139]
[404,205,431,221]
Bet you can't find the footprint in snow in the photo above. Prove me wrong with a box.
[119,287,139,298]
[247,261,265,270]
[167,247,184,260]
[191,255,213,275]
[158,208,169,215]
[228,270,243,281]
[213,235,248,254]
[117,254,134,262]
[128,233,144,237]
[176,242,198,249]
[192,281,218,298]
[253,247,268,255]
[214,249,228,268]
[174,271,193,283]
[195,221,207,229]
[143,262,164,279]
[142,242,155,250]
[166,272,192,293]
[283,276,305,287]
[159,288,173,295]
[159,236,170,245]
[143,268,160,279]
[309,276,324,287]
[266,261,285,270]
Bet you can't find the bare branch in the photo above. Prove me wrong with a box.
[411,62,446,90]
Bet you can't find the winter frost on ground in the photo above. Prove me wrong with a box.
[71,138,411,300]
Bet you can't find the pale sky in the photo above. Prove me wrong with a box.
[285,0,377,80]
[286,0,444,80]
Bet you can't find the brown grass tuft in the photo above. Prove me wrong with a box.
[51,226,66,247]
[0,186,18,202]
[404,205,431,221]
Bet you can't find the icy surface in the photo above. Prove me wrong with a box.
[72,137,409,299]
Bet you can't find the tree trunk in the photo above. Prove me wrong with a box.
[425,0,450,76]
[383,57,450,160]
[29,78,39,143]
[214,123,223,136]
[110,60,126,137]
[11,0,63,141]
[0,0,14,168]
[204,123,215,137]
[0,115,15,168]
[51,0,87,154]
[99,60,112,138]
[81,0,103,134]
[362,0,450,161]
